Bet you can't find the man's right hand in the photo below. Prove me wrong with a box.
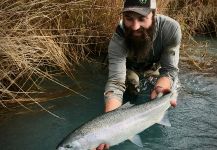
[104,97,122,112]
[96,144,109,150]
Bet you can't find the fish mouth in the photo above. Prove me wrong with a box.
[57,147,66,150]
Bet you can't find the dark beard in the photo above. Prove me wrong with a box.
[124,25,154,60]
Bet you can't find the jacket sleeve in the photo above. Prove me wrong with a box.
[104,33,127,103]
[159,20,182,85]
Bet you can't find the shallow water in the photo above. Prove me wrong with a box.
[0,40,217,150]
[1,63,217,150]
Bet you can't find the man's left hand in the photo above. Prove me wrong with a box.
[150,86,177,107]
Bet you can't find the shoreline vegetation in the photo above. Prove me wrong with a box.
[0,0,217,109]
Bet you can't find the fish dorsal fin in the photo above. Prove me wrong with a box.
[129,134,143,147]
[158,111,171,127]
[119,102,134,109]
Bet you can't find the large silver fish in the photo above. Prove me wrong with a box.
[57,91,177,150]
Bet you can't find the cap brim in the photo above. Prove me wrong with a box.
[122,7,152,16]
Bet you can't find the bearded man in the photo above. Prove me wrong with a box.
[96,0,182,149]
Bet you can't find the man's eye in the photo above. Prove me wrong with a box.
[125,16,134,21]
[138,17,146,22]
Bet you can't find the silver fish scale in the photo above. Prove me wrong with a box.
[57,91,177,149]
[71,92,174,139]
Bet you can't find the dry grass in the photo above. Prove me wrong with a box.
[157,0,217,72]
[162,0,217,37]
[0,0,216,111]
[180,39,217,73]
[0,0,121,105]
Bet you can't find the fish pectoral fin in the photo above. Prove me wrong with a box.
[158,111,171,127]
[128,134,143,147]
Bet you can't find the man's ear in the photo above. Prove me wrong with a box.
[155,8,158,13]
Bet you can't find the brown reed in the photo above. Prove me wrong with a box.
[0,0,216,110]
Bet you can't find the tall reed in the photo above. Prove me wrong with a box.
[0,0,216,107]
[161,0,217,37]
[0,0,121,106]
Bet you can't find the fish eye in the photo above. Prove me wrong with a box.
[65,145,72,148]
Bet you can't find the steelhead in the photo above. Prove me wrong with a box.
[57,91,177,150]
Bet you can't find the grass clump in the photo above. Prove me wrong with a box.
[0,0,216,109]
[163,0,217,37]
[0,0,121,107]
[158,0,217,72]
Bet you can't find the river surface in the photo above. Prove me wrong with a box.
[0,38,217,150]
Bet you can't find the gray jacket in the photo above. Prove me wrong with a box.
[104,14,182,103]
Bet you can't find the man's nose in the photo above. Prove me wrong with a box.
[131,20,141,31]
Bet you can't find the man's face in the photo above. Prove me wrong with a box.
[123,11,155,58]
[123,11,153,37]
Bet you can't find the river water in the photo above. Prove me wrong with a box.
[0,38,217,150]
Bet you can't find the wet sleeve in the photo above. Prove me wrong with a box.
[104,34,127,103]
[159,21,182,84]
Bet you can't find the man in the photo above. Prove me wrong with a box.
[97,0,181,149]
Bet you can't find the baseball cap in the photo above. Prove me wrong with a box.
[122,0,157,16]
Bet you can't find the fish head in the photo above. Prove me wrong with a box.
[57,140,84,150]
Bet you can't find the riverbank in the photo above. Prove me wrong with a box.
[180,37,217,74]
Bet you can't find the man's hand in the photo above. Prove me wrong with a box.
[96,144,109,150]
[151,86,177,107]
[150,77,177,107]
